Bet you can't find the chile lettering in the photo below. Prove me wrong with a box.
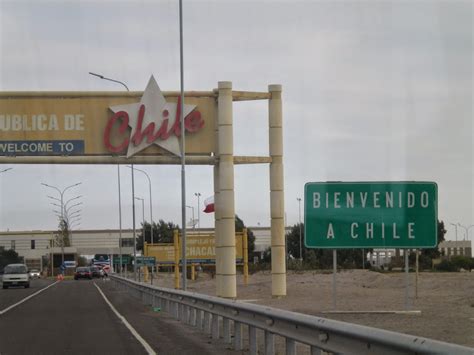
[104,96,204,153]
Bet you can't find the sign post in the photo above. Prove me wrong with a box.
[305,182,438,310]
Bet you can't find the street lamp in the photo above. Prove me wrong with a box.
[458,223,474,241]
[297,197,302,262]
[135,197,145,253]
[67,210,82,220]
[450,223,459,242]
[186,205,195,230]
[64,195,82,211]
[65,202,83,216]
[89,72,129,91]
[127,166,154,244]
[89,71,130,277]
[41,182,82,264]
[194,192,201,230]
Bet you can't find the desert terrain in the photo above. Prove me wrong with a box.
[152,269,474,348]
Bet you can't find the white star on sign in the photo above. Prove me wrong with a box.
[109,75,196,157]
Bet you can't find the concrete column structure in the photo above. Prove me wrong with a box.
[269,84,286,297]
[213,97,222,296]
[216,81,236,298]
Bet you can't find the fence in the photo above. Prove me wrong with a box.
[110,275,472,355]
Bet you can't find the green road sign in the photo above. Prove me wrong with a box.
[135,256,156,266]
[304,182,437,249]
[113,255,131,264]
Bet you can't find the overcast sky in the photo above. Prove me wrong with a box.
[0,0,472,241]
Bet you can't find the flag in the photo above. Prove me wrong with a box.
[203,196,214,213]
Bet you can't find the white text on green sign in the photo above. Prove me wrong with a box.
[304,182,437,249]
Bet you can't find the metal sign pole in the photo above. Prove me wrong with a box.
[415,249,419,299]
[118,164,123,275]
[405,249,409,310]
[179,0,187,291]
[362,248,365,269]
[333,249,337,310]
[131,166,137,281]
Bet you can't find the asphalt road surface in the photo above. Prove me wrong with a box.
[0,278,239,355]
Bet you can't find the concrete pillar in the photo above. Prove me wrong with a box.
[214,90,221,297]
[269,84,286,297]
[216,81,236,298]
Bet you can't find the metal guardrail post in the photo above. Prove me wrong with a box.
[286,339,296,355]
[174,302,179,320]
[249,326,258,355]
[211,314,219,339]
[265,330,275,355]
[234,321,243,351]
[189,307,196,326]
[204,312,211,334]
[223,318,231,343]
[196,309,203,330]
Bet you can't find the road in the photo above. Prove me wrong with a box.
[0,278,238,355]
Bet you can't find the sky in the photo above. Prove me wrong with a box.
[0,0,472,241]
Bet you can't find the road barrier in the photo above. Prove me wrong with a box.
[110,275,473,355]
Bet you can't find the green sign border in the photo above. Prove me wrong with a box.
[304,181,438,249]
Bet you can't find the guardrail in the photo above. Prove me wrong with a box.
[110,275,473,355]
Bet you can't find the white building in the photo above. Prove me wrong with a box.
[0,229,135,269]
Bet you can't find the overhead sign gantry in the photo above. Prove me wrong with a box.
[0,77,287,299]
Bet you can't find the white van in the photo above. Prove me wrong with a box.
[2,263,30,289]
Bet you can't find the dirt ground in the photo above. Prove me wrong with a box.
[152,269,474,348]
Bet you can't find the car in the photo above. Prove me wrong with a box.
[74,267,92,280]
[2,263,30,289]
[29,269,41,279]
[90,266,101,278]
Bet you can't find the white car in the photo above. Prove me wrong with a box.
[2,263,30,289]
[29,269,41,279]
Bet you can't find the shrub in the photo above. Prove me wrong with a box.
[450,256,473,271]
[435,260,458,272]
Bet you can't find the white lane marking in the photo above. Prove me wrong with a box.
[94,283,156,355]
[0,281,60,316]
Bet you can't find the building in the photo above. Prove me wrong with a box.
[0,229,135,270]
[438,240,472,258]
[0,226,278,269]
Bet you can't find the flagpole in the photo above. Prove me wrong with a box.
[179,0,187,291]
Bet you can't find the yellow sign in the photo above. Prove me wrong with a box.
[0,90,216,158]
[145,234,243,263]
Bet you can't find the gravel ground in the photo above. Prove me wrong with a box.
[151,268,474,348]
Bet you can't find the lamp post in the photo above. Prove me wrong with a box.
[135,197,145,252]
[41,182,82,264]
[458,223,474,241]
[89,71,129,276]
[67,210,82,221]
[450,223,459,242]
[89,72,129,91]
[194,193,201,231]
[179,0,188,291]
[297,197,302,263]
[127,166,154,244]
[186,205,195,230]
[64,195,82,211]
[65,202,83,217]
